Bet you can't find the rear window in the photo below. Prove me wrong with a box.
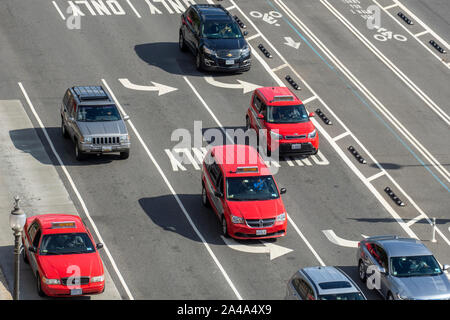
[318,281,352,290]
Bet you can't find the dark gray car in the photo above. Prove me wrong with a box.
[357,236,450,300]
[60,86,130,160]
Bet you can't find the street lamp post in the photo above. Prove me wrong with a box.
[9,196,26,300]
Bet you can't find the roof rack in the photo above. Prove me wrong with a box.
[73,86,108,101]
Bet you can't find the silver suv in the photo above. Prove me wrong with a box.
[61,86,130,160]
[357,236,450,300]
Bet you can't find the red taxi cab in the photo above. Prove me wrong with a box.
[201,144,287,239]
[246,86,319,156]
[21,214,105,297]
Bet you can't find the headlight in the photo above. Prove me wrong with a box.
[270,131,283,140]
[231,215,244,224]
[276,212,286,222]
[308,129,317,139]
[203,46,216,56]
[82,137,92,143]
[91,275,105,283]
[120,135,129,143]
[241,46,251,56]
[42,277,60,285]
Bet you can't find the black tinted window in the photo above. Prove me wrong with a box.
[77,105,121,122]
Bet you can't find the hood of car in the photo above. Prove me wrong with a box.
[227,199,284,220]
[266,121,316,137]
[39,253,103,279]
[392,274,450,300]
[77,120,127,136]
[202,37,247,51]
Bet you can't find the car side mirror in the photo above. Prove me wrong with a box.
[214,191,223,198]
[243,31,248,36]
[28,246,37,253]
[309,112,315,117]
[378,266,386,275]
[96,243,104,250]
[123,115,130,121]
[257,114,264,119]
[442,264,450,272]
[280,188,287,194]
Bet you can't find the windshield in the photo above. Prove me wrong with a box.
[319,292,365,300]
[40,233,95,255]
[77,105,121,122]
[202,20,243,39]
[226,175,279,201]
[391,255,442,277]
[266,105,309,123]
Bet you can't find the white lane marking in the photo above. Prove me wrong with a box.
[101,79,243,300]
[406,214,426,227]
[52,1,66,20]
[320,0,450,126]
[230,0,450,246]
[284,36,301,49]
[301,95,317,104]
[367,170,386,182]
[271,63,289,72]
[203,76,262,94]
[414,30,428,37]
[322,230,360,248]
[383,4,398,10]
[119,78,177,96]
[220,236,293,260]
[276,0,450,184]
[126,0,141,18]
[332,131,350,142]
[226,5,236,11]
[373,0,450,69]
[246,33,262,41]
[18,82,133,300]
[288,216,325,266]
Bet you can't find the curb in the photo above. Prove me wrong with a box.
[0,266,12,300]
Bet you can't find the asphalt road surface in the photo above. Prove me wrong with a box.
[0,0,448,300]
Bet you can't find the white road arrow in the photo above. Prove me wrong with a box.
[204,76,261,94]
[119,78,178,96]
[221,236,293,260]
[284,37,301,49]
[322,230,368,248]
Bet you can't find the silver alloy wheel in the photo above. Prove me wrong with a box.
[222,216,227,236]
[359,261,366,281]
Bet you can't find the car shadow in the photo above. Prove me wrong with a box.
[134,42,245,77]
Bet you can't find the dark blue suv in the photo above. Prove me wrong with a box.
[179,4,251,72]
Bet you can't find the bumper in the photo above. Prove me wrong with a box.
[269,138,319,156]
[203,53,252,72]
[80,143,130,154]
[42,281,105,297]
[228,221,287,240]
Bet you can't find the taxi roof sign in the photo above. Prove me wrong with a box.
[51,221,76,229]
[235,166,259,173]
[271,95,295,103]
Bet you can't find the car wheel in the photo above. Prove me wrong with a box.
[387,292,395,300]
[61,119,69,139]
[22,245,29,264]
[37,274,46,297]
[358,260,367,283]
[75,142,85,161]
[202,185,210,208]
[120,151,130,159]
[221,216,229,238]
[179,31,187,52]
[196,52,204,71]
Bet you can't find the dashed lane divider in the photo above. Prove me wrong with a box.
[258,44,272,58]
[384,187,406,207]
[397,12,414,25]
[315,108,332,125]
[429,40,447,54]
[348,146,367,164]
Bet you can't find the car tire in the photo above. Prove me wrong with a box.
[387,292,395,300]
[120,151,130,160]
[75,142,85,161]
[358,260,367,283]
[202,185,210,208]
[22,246,29,264]
[179,31,187,52]
[37,274,46,297]
[221,216,229,238]
[61,119,69,139]
[196,51,204,71]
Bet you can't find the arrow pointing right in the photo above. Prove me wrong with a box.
[221,236,293,260]
[204,76,262,94]
[119,78,178,96]
[284,37,301,49]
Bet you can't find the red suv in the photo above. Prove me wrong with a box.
[246,87,319,156]
[201,144,287,239]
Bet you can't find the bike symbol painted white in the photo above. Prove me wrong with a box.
[249,10,282,27]
[322,230,368,248]
[284,36,301,49]
[221,236,293,260]
[204,76,262,94]
[373,26,407,42]
[119,78,178,96]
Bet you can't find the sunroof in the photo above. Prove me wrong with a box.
[318,281,352,290]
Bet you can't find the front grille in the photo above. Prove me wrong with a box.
[216,49,241,59]
[235,230,285,238]
[246,218,276,228]
[61,277,90,286]
[285,134,307,140]
[92,136,119,145]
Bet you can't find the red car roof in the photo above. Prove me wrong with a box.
[32,214,85,234]
[211,145,272,177]
[256,87,303,106]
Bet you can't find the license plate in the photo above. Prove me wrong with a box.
[256,229,267,236]
[102,146,112,152]
[225,59,234,65]
[70,288,82,296]
[291,144,302,150]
